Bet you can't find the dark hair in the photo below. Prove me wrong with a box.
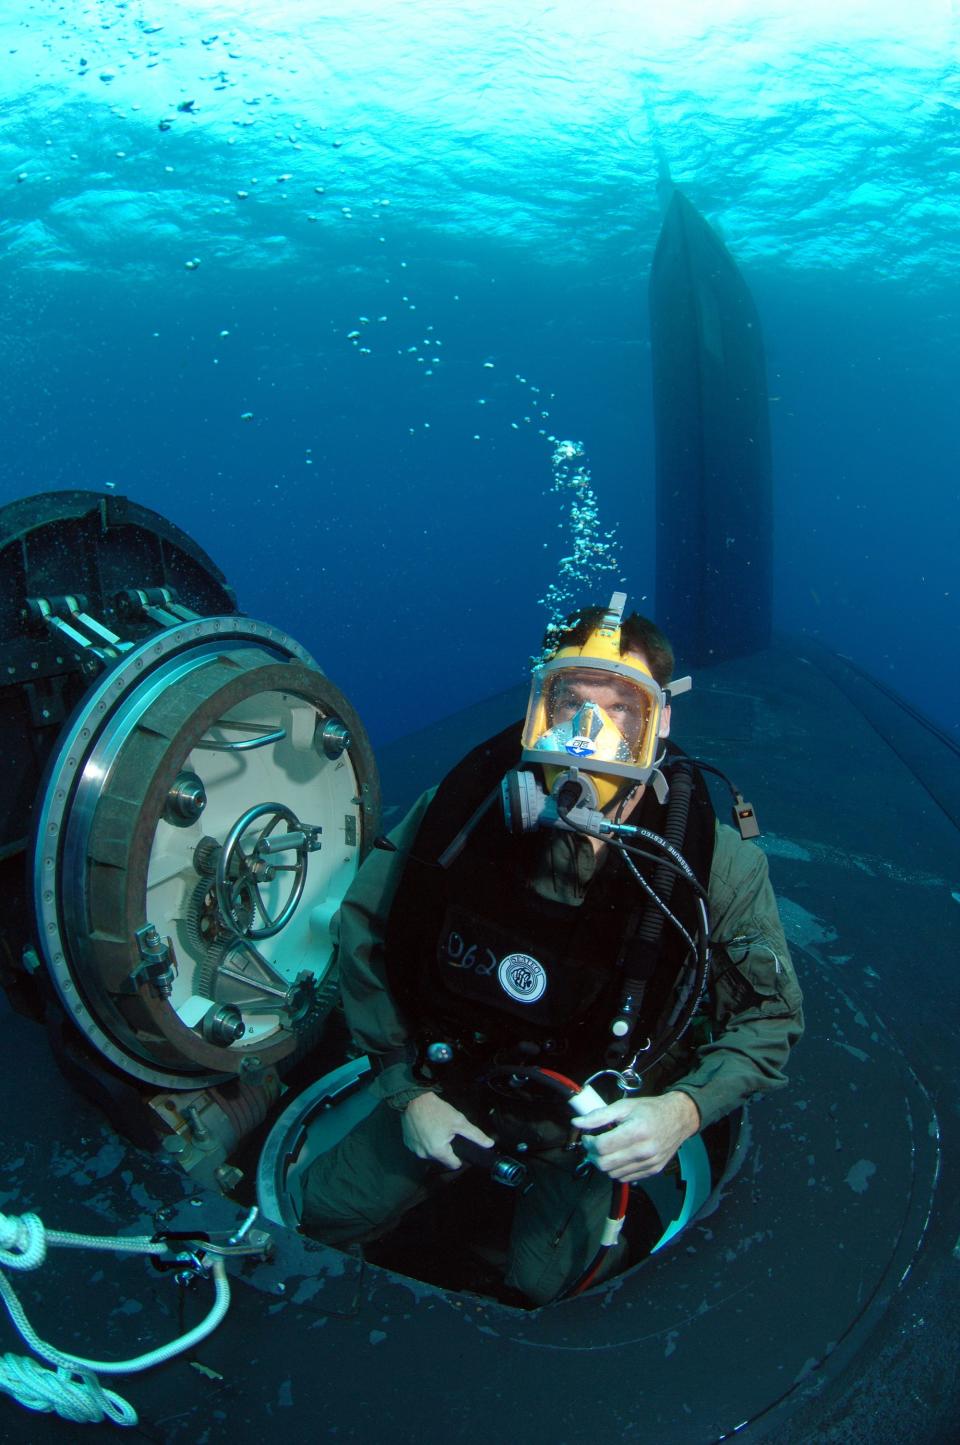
[542,606,674,686]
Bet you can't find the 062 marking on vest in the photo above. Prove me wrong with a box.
[443,930,498,975]
[497,953,548,1004]
[440,927,549,1004]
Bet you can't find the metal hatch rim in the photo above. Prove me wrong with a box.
[32,614,321,1090]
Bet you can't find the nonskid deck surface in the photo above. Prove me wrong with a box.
[2,642,958,1443]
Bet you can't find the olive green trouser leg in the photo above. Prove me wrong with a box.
[299,1104,625,1305]
[505,1148,625,1307]
[299,1100,439,1246]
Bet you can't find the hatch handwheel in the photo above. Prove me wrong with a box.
[215,803,322,942]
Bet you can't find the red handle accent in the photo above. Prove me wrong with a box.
[535,1067,583,1096]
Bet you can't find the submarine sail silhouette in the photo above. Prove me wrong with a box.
[651,186,773,665]
[0,195,957,1443]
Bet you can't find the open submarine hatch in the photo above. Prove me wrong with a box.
[0,490,380,1191]
[0,488,956,1445]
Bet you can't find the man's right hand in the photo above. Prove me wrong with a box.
[400,1091,495,1170]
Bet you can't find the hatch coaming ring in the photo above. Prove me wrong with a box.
[214,802,322,942]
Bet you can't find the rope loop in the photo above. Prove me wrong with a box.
[0,1355,137,1426]
[0,1213,47,1271]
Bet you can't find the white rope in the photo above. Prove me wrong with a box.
[0,1257,232,1373]
[0,1356,137,1427]
[0,1208,233,1428]
[0,1213,168,1270]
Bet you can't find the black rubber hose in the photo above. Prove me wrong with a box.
[633,759,694,947]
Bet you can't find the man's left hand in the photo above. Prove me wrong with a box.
[573,1092,701,1182]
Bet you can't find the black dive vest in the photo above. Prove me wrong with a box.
[385,722,716,1078]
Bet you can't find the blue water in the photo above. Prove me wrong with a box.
[1,1,957,742]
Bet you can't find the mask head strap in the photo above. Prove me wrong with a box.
[599,591,627,638]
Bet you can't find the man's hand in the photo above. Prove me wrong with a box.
[574,1092,701,1183]
[401,1091,495,1170]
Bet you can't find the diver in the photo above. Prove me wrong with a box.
[299,596,804,1305]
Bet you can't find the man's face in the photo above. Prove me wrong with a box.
[550,669,649,750]
[547,652,671,752]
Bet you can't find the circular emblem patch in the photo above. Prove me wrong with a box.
[497,953,547,1004]
[564,735,596,757]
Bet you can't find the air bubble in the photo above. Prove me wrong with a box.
[539,441,621,653]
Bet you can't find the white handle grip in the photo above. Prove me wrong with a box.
[569,1084,606,1116]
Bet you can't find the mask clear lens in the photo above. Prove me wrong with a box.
[524,665,660,770]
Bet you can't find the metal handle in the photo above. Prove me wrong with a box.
[195,726,287,753]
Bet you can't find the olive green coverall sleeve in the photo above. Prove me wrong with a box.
[333,788,439,1105]
[661,823,805,1130]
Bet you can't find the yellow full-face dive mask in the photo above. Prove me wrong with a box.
[521,594,688,810]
